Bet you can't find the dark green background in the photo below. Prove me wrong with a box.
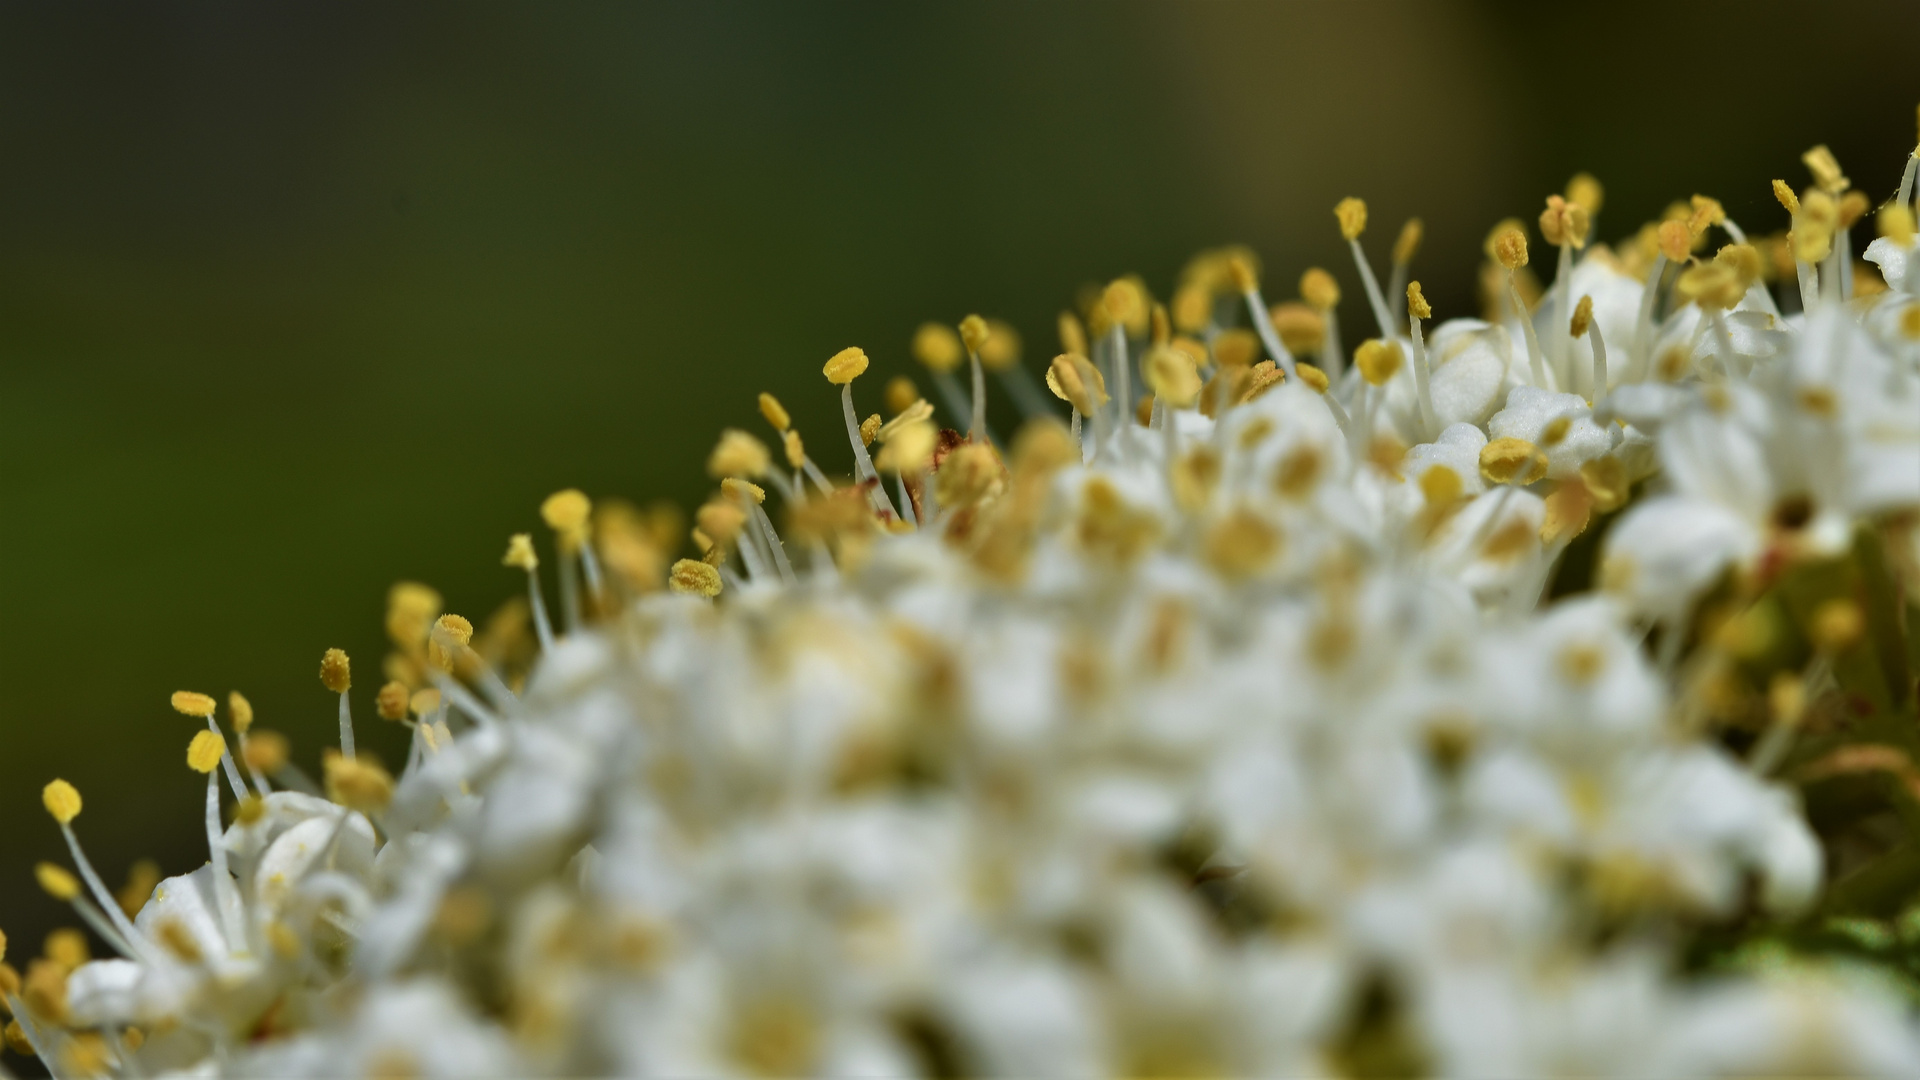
[3,0,1914,971]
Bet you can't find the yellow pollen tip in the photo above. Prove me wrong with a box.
[1355,339,1403,387]
[1334,197,1368,241]
[721,478,767,505]
[1393,218,1424,264]
[757,392,791,432]
[860,413,881,446]
[235,795,266,826]
[170,691,217,718]
[409,689,440,718]
[1714,243,1763,288]
[323,750,395,815]
[1687,194,1726,237]
[1570,295,1594,338]
[707,429,772,479]
[320,648,351,694]
[1801,144,1847,193]
[187,729,226,774]
[1493,225,1529,270]
[1057,311,1088,357]
[1295,363,1330,394]
[42,780,82,825]
[36,863,80,902]
[435,613,474,647]
[376,681,410,722]
[669,558,723,597]
[874,419,936,475]
[783,430,806,470]
[1299,267,1341,311]
[1879,204,1917,245]
[244,729,290,774]
[1102,279,1145,328]
[1838,190,1870,228]
[1771,179,1800,215]
[979,318,1021,370]
[540,489,592,534]
[1565,172,1603,215]
[1226,254,1258,293]
[1419,465,1463,505]
[911,324,963,372]
[958,314,990,354]
[823,346,869,385]
[503,532,539,571]
[884,376,919,416]
[1406,281,1431,320]
[1656,220,1691,263]
[1480,436,1547,486]
[228,691,253,734]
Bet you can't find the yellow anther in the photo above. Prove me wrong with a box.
[234,795,266,826]
[47,927,89,967]
[1300,267,1341,310]
[757,392,791,432]
[1564,172,1603,215]
[783,430,806,470]
[427,614,474,672]
[228,691,253,734]
[1393,218,1424,264]
[42,780,81,824]
[244,729,290,774]
[187,730,226,774]
[1540,416,1573,447]
[36,863,80,902]
[721,478,766,504]
[540,489,592,537]
[1209,328,1257,369]
[1144,347,1202,408]
[884,376,919,416]
[1102,278,1147,333]
[1771,179,1800,215]
[1580,456,1628,513]
[1149,303,1170,347]
[171,691,217,718]
[877,399,934,441]
[503,533,539,571]
[1057,310,1088,357]
[1270,303,1326,354]
[1570,294,1594,338]
[823,346,869,384]
[1901,304,1920,342]
[980,318,1021,370]
[707,429,771,479]
[696,500,747,545]
[1480,436,1547,485]
[1801,144,1847,193]
[874,419,936,474]
[1239,361,1285,404]
[958,314,990,354]
[1203,508,1282,581]
[1226,253,1258,293]
[1539,194,1591,248]
[375,681,410,722]
[1334,197,1368,240]
[1046,353,1108,415]
[1418,465,1463,505]
[1810,598,1863,654]
[1836,190,1869,229]
[1492,224,1529,269]
[408,689,440,718]
[1406,281,1431,320]
[1880,204,1917,245]
[1714,244,1763,287]
[1355,339,1404,387]
[669,558,722,597]
[320,648,351,694]
[1294,363,1331,394]
[1687,194,1725,237]
[1171,284,1212,334]
[1656,219,1692,262]
[859,413,881,446]
[912,324,963,373]
[1676,263,1744,310]
[323,750,394,815]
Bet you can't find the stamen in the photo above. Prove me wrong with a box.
[1301,268,1345,376]
[1539,194,1591,378]
[1406,282,1435,441]
[912,323,974,430]
[958,315,992,442]
[541,489,593,632]
[190,732,245,954]
[321,648,355,759]
[503,533,555,651]
[1570,294,1608,403]
[174,690,249,802]
[728,479,796,585]
[1102,280,1141,453]
[977,318,1052,421]
[1335,197,1394,338]
[669,558,723,598]
[824,348,898,519]
[1493,225,1548,387]
[229,691,271,797]
[42,781,149,957]
[1229,255,1300,384]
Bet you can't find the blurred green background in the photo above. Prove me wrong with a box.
[3,0,1915,968]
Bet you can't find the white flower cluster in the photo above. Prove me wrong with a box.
[10,132,1920,1078]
